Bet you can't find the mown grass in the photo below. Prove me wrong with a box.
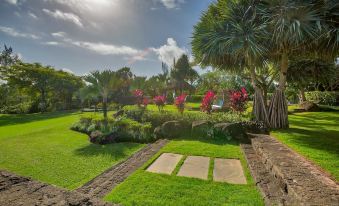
[0,112,144,190]
[272,111,339,181]
[105,139,264,206]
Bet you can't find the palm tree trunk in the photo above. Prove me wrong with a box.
[249,67,270,127]
[268,52,289,129]
[103,96,108,119]
[299,88,306,104]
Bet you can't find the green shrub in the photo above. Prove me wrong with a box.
[305,91,337,106]
[186,95,204,103]
[123,105,248,130]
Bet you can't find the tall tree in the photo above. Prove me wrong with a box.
[192,0,271,125]
[84,70,123,119]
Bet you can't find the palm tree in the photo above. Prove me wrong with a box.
[192,0,271,125]
[84,70,123,119]
[261,0,324,128]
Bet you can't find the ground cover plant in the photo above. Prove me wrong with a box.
[272,111,339,181]
[105,138,264,206]
[0,112,144,189]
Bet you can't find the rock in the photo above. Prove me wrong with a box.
[241,121,269,135]
[191,120,212,138]
[153,126,163,139]
[161,121,183,138]
[299,101,320,112]
[213,122,246,140]
[90,130,117,144]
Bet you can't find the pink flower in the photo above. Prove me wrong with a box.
[153,95,166,111]
[175,94,187,114]
[201,91,216,114]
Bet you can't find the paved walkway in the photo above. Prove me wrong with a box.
[147,153,247,184]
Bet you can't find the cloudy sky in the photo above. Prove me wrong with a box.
[0,0,214,76]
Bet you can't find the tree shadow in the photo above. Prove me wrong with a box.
[73,142,142,158]
[0,111,77,127]
[273,127,339,156]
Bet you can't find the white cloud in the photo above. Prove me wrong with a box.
[0,26,40,39]
[43,9,83,27]
[52,31,141,56]
[43,41,60,46]
[28,12,38,19]
[159,0,185,9]
[5,0,17,5]
[152,38,186,66]
[51,31,66,38]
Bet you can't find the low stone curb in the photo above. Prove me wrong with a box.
[247,134,339,205]
[0,170,115,206]
[76,139,169,198]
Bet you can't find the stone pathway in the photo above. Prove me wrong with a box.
[0,170,115,206]
[77,139,169,198]
[147,153,183,174]
[147,154,247,184]
[177,156,210,180]
[213,158,247,184]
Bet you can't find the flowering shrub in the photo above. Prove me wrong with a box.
[133,89,144,107]
[201,91,216,114]
[175,94,187,114]
[229,87,248,113]
[142,97,149,108]
[153,95,166,111]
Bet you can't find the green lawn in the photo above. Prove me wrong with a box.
[0,112,144,190]
[105,139,264,206]
[272,111,339,181]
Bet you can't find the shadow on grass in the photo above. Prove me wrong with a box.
[73,142,142,158]
[273,127,339,156]
[0,111,77,127]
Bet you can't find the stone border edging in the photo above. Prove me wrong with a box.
[0,170,115,206]
[76,139,169,198]
[248,134,339,205]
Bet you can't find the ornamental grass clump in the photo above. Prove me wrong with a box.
[201,91,216,114]
[175,94,187,114]
[229,88,249,113]
[153,95,166,112]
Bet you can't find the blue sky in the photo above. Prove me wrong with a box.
[0,0,214,76]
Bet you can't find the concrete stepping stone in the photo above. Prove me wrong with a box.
[213,158,247,184]
[177,156,210,180]
[147,153,183,175]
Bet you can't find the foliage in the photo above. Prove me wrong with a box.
[305,91,337,106]
[71,116,154,143]
[201,91,216,114]
[153,95,166,111]
[229,88,249,113]
[174,94,187,114]
[186,95,203,103]
[2,62,83,113]
[84,70,123,119]
[133,89,144,106]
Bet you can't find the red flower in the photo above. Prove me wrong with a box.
[153,95,166,111]
[229,88,248,113]
[201,91,216,114]
[175,94,187,114]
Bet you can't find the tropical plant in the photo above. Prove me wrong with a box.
[229,88,249,113]
[175,94,187,114]
[133,89,144,107]
[153,95,166,111]
[192,0,270,126]
[201,91,216,114]
[84,70,123,119]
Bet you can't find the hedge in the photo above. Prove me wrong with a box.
[305,91,337,106]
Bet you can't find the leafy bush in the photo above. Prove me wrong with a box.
[71,115,153,143]
[186,95,204,103]
[0,101,33,114]
[201,91,216,114]
[123,105,248,130]
[229,88,249,113]
[175,94,187,114]
[305,91,337,106]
